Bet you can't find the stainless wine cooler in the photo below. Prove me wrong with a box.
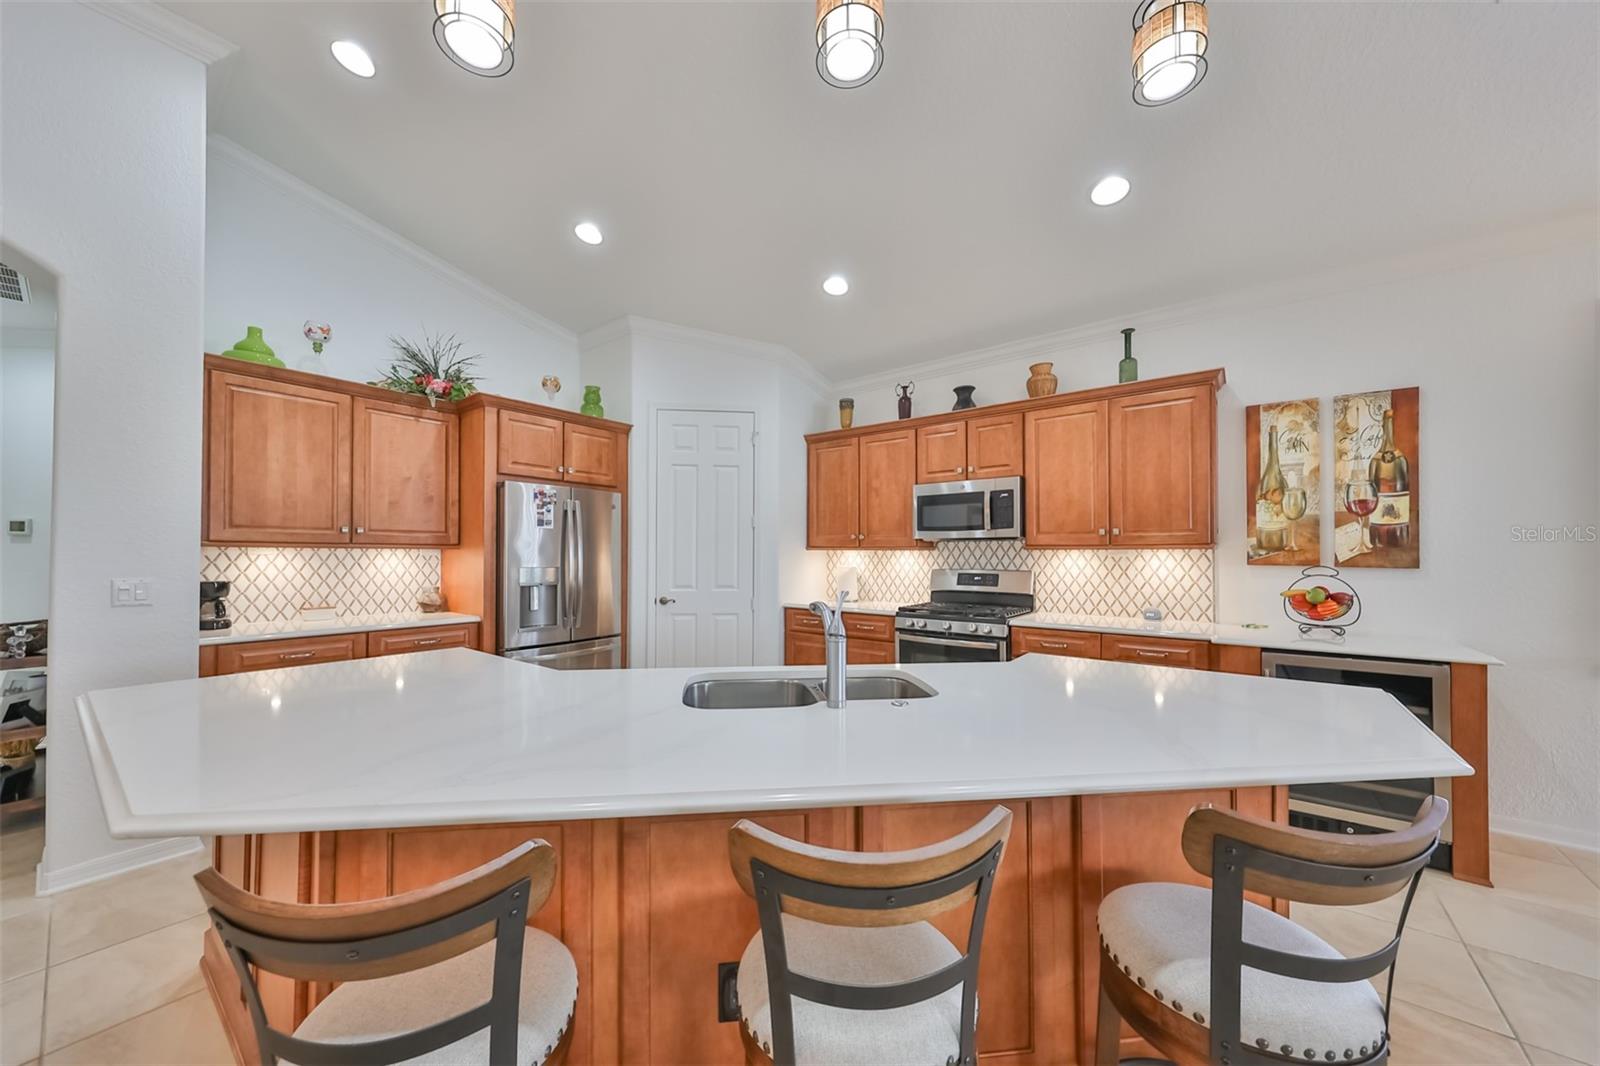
[1261,651,1453,871]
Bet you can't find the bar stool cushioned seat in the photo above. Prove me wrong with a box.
[1099,883,1387,1062]
[291,926,577,1065]
[737,913,967,1064]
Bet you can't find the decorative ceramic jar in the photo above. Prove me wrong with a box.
[896,383,914,420]
[580,385,604,418]
[1026,362,1058,397]
[839,398,855,429]
[1118,328,1139,383]
[952,385,976,410]
[223,326,285,368]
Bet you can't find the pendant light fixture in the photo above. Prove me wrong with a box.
[1131,0,1208,106]
[816,0,884,89]
[433,0,515,77]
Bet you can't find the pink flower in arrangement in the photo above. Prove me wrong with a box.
[430,378,453,395]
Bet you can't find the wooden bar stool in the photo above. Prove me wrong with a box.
[1095,797,1449,1066]
[727,806,1012,1066]
[195,840,577,1066]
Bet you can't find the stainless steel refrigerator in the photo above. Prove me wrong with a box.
[499,480,624,669]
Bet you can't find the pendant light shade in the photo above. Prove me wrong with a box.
[1131,0,1207,106]
[434,0,515,77]
[816,0,884,89]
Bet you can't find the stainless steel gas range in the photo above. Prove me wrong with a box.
[894,569,1035,663]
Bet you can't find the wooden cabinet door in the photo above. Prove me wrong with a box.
[1012,627,1101,659]
[498,409,565,480]
[206,371,352,544]
[846,638,896,664]
[563,423,621,487]
[1101,633,1210,670]
[784,629,826,665]
[857,428,919,547]
[618,809,853,1065]
[1024,401,1109,547]
[213,633,367,675]
[366,623,479,657]
[807,438,860,548]
[916,420,969,482]
[966,413,1024,478]
[1108,384,1214,546]
[351,399,459,546]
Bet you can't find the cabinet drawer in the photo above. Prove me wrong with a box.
[1101,634,1210,670]
[1012,628,1101,659]
[785,608,824,635]
[215,633,367,675]
[368,624,478,657]
[841,613,894,642]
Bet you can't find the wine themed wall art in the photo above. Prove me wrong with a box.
[1246,398,1321,566]
[1333,387,1419,568]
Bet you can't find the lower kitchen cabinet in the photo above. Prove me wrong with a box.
[213,633,367,675]
[1012,626,1102,659]
[367,623,478,656]
[782,608,897,665]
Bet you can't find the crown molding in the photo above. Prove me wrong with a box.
[207,136,577,344]
[832,211,1597,395]
[80,1,236,64]
[583,314,832,394]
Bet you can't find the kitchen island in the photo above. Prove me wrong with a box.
[78,649,1467,1065]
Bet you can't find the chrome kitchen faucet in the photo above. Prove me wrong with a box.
[808,591,848,708]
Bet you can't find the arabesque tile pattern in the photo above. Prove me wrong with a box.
[201,546,442,625]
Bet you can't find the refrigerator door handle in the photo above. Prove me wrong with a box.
[571,496,585,631]
[562,498,576,630]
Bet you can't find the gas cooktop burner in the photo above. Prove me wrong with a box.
[897,602,1032,621]
[892,569,1036,641]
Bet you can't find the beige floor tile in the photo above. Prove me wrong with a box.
[0,910,49,981]
[1479,852,1600,917]
[1387,1001,1528,1065]
[0,971,45,1066]
[0,828,42,882]
[1493,834,1576,866]
[1471,947,1600,1065]
[1560,847,1600,889]
[1292,903,1512,1035]
[47,853,208,966]
[0,871,49,922]
[1435,880,1600,980]
[1337,868,1458,938]
[42,991,233,1066]
[1524,1046,1587,1066]
[40,914,207,1053]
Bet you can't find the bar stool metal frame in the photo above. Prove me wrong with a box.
[197,840,563,1066]
[1098,797,1449,1066]
[731,805,1013,1066]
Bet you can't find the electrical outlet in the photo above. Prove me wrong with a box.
[110,578,153,607]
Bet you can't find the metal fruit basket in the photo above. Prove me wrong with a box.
[1281,565,1361,636]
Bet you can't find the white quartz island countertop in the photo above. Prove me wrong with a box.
[78,649,1469,838]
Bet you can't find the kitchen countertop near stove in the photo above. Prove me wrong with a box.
[199,612,481,647]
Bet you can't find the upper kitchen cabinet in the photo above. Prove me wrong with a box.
[205,370,353,545]
[351,398,459,546]
[916,413,1023,483]
[1108,383,1214,547]
[807,437,860,548]
[915,420,968,482]
[561,422,622,487]
[497,409,564,480]
[1025,401,1109,547]
[858,428,920,548]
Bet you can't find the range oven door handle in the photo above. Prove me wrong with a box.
[896,633,1003,652]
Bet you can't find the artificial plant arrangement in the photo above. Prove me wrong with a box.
[372,332,482,407]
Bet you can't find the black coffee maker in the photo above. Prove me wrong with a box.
[200,580,232,631]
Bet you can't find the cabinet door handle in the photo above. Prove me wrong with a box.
[1098,528,1107,536]
[1112,527,1121,535]
[280,651,315,661]
[355,527,365,534]
[558,465,566,474]
[340,525,350,533]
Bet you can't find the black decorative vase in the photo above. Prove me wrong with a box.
[952,385,976,410]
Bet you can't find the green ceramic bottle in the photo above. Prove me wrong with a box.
[580,385,604,418]
[223,326,285,368]
[1118,328,1138,383]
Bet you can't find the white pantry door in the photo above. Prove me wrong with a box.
[651,409,756,667]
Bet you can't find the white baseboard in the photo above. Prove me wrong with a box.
[35,836,205,896]
[1492,816,1600,855]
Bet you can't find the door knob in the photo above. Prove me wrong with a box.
[657,596,676,605]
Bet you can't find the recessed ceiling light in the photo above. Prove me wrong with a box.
[822,275,850,296]
[330,40,375,79]
[1090,175,1130,206]
[574,222,603,246]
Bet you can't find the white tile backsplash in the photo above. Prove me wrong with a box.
[824,544,1214,621]
[201,546,442,625]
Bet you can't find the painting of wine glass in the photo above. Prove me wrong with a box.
[1333,387,1420,568]
[1245,398,1320,565]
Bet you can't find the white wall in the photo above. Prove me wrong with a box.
[833,226,1600,847]
[580,318,829,666]
[206,139,579,407]
[0,339,55,622]
[1,2,212,888]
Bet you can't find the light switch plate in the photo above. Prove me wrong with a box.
[110,578,154,607]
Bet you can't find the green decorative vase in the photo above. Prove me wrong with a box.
[1118,327,1138,383]
[580,385,604,418]
[223,326,284,368]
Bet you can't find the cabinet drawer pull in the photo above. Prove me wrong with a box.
[280,651,316,661]
[1134,649,1168,658]
[413,637,441,646]
[1039,640,1073,649]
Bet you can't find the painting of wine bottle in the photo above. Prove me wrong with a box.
[1246,398,1321,565]
[1333,387,1419,568]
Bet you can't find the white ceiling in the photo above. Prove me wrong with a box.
[169,1,1597,380]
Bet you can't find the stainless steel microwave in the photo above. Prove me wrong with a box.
[912,476,1023,540]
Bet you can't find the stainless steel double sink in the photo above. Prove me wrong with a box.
[682,670,937,709]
